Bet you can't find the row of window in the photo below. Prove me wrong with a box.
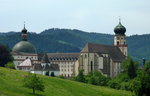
[117,37,124,40]
[52,62,75,64]
[61,74,72,77]
[61,69,73,72]
[49,58,78,61]
[60,65,73,67]
[16,56,37,59]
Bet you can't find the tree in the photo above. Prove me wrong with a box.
[85,71,110,86]
[122,56,138,73]
[23,73,45,95]
[75,70,85,82]
[128,59,137,79]
[45,71,49,76]
[131,62,150,96]
[5,62,15,69]
[0,44,13,67]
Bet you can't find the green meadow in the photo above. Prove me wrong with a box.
[0,67,133,96]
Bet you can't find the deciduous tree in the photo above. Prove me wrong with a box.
[23,73,45,95]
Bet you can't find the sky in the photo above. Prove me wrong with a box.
[0,0,150,35]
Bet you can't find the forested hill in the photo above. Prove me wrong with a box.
[0,28,150,61]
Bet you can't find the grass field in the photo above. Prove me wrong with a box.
[0,67,134,96]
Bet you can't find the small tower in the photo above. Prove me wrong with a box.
[21,22,27,41]
[41,53,50,67]
[114,18,128,56]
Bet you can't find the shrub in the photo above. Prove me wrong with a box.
[75,70,85,82]
[85,71,110,86]
[108,80,121,89]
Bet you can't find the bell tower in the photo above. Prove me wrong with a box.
[114,18,128,56]
[21,22,27,41]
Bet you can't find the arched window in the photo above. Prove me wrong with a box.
[117,41,119,45]
[91,61,93,72]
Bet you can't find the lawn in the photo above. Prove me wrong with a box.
[0,67,134,96]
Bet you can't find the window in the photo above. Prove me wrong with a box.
[85,54,87,58]
[117,41,119,45]
[91,61,93,72]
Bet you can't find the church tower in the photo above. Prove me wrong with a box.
[21,23,27,41]
[114,19,128,56]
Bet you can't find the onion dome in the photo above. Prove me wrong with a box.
[12,41,36,53]
[12,24,36,53]
[114,19,126,35]
[22,23,27,34]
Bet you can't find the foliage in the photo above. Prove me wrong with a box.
[74,70,110,86]
[45,71,49,76]
[108,80,121,89]
[139,72,150,96]
[85,71,110,86]
[23,73,45,95]
[129,78,141,95]
[0,67,133,96]
[108,73,129,90]
[122,57,138,73]
[128,59,137,79]
[144,61,150,71]
[0,44,13,67]
[75,70,85,82]
[4,62,15,69]
[58,75,65,79]
[133,61,150,96]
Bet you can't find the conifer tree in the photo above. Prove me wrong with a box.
[0,44,13,67]
[128,59,136,79]
[75,70,85,82]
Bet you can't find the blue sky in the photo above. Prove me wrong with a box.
[0,0,150,35]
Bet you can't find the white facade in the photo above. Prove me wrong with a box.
[50,60,78,77]
[12,52,38,69]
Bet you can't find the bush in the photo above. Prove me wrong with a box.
[75,70,85,82]
[120,82,131,91]
[5,62,15,69]
[85,71,110,86]
[58,75,65,79]
[108,80,121,89]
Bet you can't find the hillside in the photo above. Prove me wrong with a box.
[0,67,133,96]
[0,28,150,61]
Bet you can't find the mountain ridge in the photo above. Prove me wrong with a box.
[0,28,150,62]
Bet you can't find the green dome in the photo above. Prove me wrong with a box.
[114,22,126,35]
[12,41,36,53]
